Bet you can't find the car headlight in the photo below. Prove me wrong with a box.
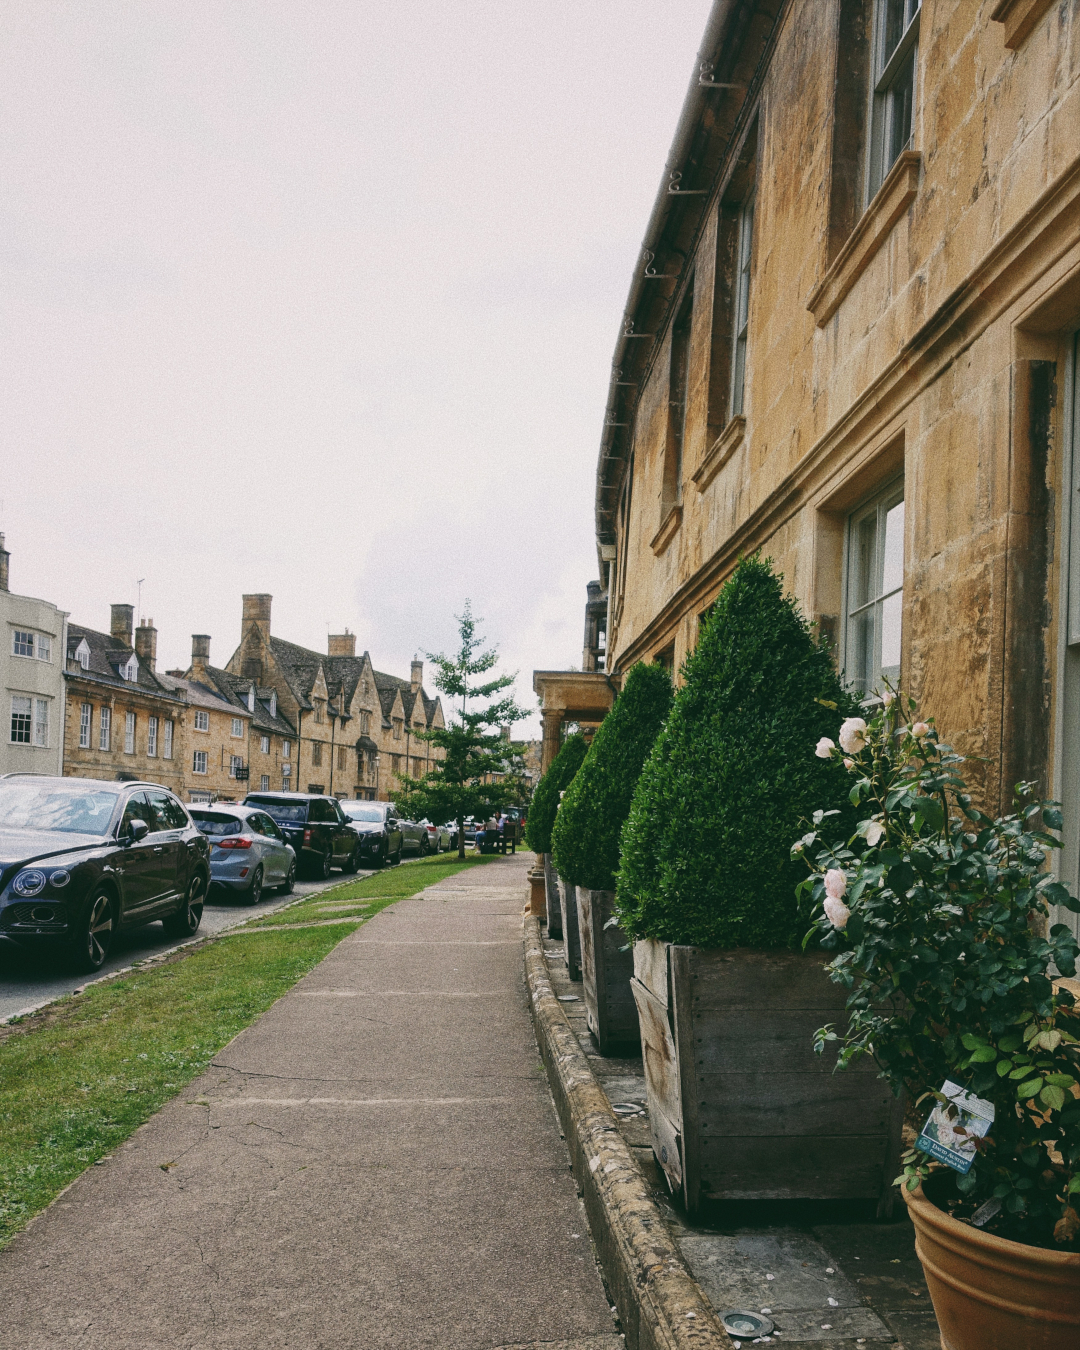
[49,868,71,888]
[13,869,47,897]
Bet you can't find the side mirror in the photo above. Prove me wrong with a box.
[126,818,150,845]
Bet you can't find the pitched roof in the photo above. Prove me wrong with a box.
[158,671,246,715]
[268,635,438,729]
[65,623,182,702]
[197,664,296,737]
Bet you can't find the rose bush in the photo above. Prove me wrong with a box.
[796,692,1080,1250]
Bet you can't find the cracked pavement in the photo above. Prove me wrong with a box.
[0,853,621,1350]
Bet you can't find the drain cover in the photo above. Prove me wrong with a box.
[557,995,579,1002]
[719,1310,775,1337]
[610,1103,645,1117]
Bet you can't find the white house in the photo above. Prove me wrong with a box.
[0,534,68,777]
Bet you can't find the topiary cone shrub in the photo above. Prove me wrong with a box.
[551,662,673,891]
[615,557,901,1214]
[615,554,858,948]
[524,731,588,855]
[551,662,672,1051]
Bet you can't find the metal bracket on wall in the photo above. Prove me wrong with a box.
[622,318,654,339]
[641,249,675,279]
[610,366,637,386]
[698,62,744,90]
[667,171,707,196]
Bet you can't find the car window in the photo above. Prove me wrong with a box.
[257,813,283,840]
[246,813,266,835]
[191,813,242,837]
[245,798,308,823]
[120,792,155,834]
[342,804,384,823]
[147,791,189,831]
[309,799,334,823]
[0,780,119,835]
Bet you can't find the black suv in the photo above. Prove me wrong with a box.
[241,792,361,878]
[0,774,210,971]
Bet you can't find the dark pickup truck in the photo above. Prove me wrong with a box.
[242,792,361,879]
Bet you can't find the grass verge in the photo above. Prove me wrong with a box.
[0,849,507,1249]
[240,850,501,928]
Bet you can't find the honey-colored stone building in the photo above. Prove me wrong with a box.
[590,0,1080,939]
[223,594,445,801]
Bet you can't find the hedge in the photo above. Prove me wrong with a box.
[615,555,858,949]
[551,662,672,891]
[524,731,589,854]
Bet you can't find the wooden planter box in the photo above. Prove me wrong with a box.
[631,940,904,1217]
[543,854,562,939]
[563,878,582,982]
[576,888,639,1054]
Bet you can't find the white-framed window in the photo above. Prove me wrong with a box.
[189,790,212,804]
[99,706,112,751]
[730,191,756,418]
[79,702,92,749]
[147,715,158,757]
[124,710,136,755]
[33,698,48,747]
[12,630,51,661]
[10,696,31,744]
[260,734,270,753]
[260,774,270,791]
[74,638,91,670]
[163,719,174,760]
[393,718,403,741]
[282,759,292,780]
[121,654,139,682]
[38,635,51,662]
[229,754,243,778]
[868,0,920,200]
[231,717,244,738]
[843,479,905,696]
[269,690,277,717]
[194,710,209,732]
[282,739,291,759]
[193,749,208,774]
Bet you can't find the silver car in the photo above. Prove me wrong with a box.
[189,805,296,905]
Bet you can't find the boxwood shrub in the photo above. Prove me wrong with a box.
[524,731,588,855]
[615,555,858,949]
[551,662,672,892]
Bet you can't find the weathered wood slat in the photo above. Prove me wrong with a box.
[695,1070,896,1135]
[578,889,639,1052]
[682,946,852,1010]
[699,1133,890,1200]
[543,853,563,939]
[633,938,670,1004]
[688,1008,881,1074]
[561,876,581,981]
[631,976,684,1194]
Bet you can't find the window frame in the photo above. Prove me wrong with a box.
[147,714,158,758]
[79,701,92,749]
[99,705,112,752]
[10,695,32,745]
[841,475,906,697]
[260,734,270,754]
[867,0,921,202]
[124,710,136,755]
[229,754,244,779]
[730,190,756,418]
[163,719,174,760]
[193,749,208,775]
[231,717,244,739]
[194,709,209,733]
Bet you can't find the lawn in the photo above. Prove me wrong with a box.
[0,850,499,1249]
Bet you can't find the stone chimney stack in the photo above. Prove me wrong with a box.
[135,619,158,673]
[0,534,9,592]
[411,658,423,694]
[328,629,356,658]
[191,634,211,681]
[111,603,134,648]
[240,594,271,681]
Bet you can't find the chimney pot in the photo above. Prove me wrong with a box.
[0,533,9,592]
[191,634,211,664]
[242,594,272,624]
[410,659,423,693]
[110,604,134,647]
[328,632,357,658]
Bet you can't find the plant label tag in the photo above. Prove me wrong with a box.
[916,1080,995,1174]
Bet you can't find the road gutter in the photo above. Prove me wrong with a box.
[523,914,727,1350]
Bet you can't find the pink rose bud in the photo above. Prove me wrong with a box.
[911,721,930,737]
[843,757,855,770]
[824,868,847,899]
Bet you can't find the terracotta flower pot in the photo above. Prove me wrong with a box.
[902,1182,1080,1349]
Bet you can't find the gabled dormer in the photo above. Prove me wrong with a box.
[72,638,91,671]
[116,652,139,683]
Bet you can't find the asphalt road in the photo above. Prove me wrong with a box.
[0,866,384,1023]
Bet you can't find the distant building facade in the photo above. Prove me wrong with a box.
[0,534,68,778]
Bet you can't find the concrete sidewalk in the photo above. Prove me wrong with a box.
[1,853,620,1350]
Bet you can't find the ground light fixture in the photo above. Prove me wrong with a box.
[719,1309,775,1337]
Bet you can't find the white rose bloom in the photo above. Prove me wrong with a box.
[823,897,851,930]
[815,737,835,759]
[865,819,885,847]
[824,868,847,899]
[838,717,868,753]
[911,721,930,738]
[882,689,895,707]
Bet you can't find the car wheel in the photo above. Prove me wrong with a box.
[244,866,263,906]
[419,836,430,857]
[68,888,116,973]
[280,859,296,894]
[391,845,402,866]
[163,875,206,939]
[317,849,332,881]
[343,844,361,874]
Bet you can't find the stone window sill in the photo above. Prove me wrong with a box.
[807,150,921,329]
[650,504,682,557]
[991,0,1056,48]
[691,415,746,493]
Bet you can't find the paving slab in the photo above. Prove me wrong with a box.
[0,853,618,1350]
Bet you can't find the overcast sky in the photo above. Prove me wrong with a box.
[1,1,712,736]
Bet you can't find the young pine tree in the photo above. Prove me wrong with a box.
[551,662,672,891]
[615,555,858,949]
[524,732,588,856]
[396,602,526,859]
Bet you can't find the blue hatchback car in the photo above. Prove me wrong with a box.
[189,804,296,904]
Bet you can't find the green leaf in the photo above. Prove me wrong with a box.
[845,912,865,942]
[969,1046,997,1063]
[961,1033,986,1051]
[1017,1078,1044,1099]
[1043,807,1064,830]
[1039,1085,1066,1112]
[997,1060,1013,1077]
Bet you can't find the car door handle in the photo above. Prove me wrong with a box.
[153,846,164,853]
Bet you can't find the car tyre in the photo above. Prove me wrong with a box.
[280,858,296,894]
[68,888,116,973]
[343,844,362,874]
[419,836,430,857]
[316,849,332,881]
[390,845,402,866]
[244,866,264,906]
[163,875,206,939]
